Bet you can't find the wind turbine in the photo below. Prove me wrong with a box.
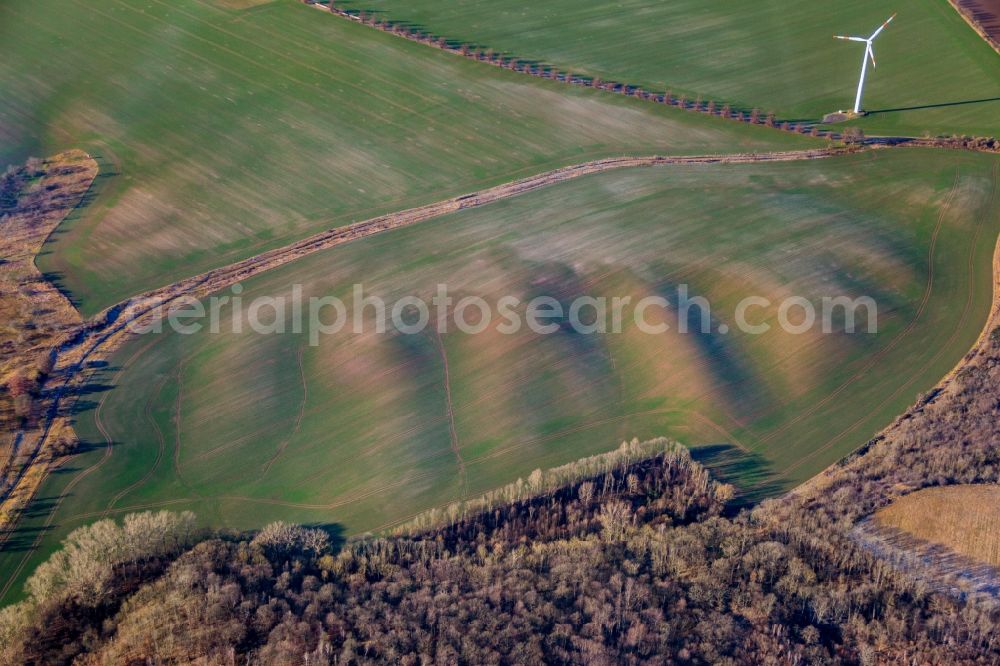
[835,14,896,114]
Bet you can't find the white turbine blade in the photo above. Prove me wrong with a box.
[869,13,897,40]
[834,35,868,42]
[867,44,877,69]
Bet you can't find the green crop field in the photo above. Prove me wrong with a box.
[334,0,1000,138]
[0,0,814,316]
[2,148,996,604]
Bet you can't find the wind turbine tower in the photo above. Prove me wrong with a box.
[835,14,896,115]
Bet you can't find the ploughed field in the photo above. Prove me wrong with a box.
[333,0,1000,138]
[0,0,813,316]
[2,148,996,604]
[875,485,1000,567]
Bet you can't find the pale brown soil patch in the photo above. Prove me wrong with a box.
[875,485,1000,567]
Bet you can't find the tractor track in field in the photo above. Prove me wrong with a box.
[170,359,200,498]
[55,405,697,525]
[755,169,962,449]
[0,336,163,601]
[260,346,309,478]
[64,472,434,519]
[784,161,1000,477]
[791,170,1000,505]
[102,369,176,516]
[432,328,467,495]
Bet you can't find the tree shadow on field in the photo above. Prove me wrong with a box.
[0,524,53,554]
[36,270,79,310]
[690,443,786,511]
[63,437,121,459]
[18,495,61,522]
[53,360,118,419]
[0,496,60,554]
[35,157,119,309]
[866,96,1000,115]
[304,522,346,552]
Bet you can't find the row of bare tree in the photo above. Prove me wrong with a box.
[309,2,1000,151]
[308,1,830,138]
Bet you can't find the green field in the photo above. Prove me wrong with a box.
[0,0,814,315]
[335,0,1000,137]
[2,148,996,604]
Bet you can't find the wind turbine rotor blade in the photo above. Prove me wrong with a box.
[867,44,876,69]
[834,35,867,42]
[869,13,897,40]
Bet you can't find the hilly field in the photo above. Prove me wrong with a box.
[2,147,996,604]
